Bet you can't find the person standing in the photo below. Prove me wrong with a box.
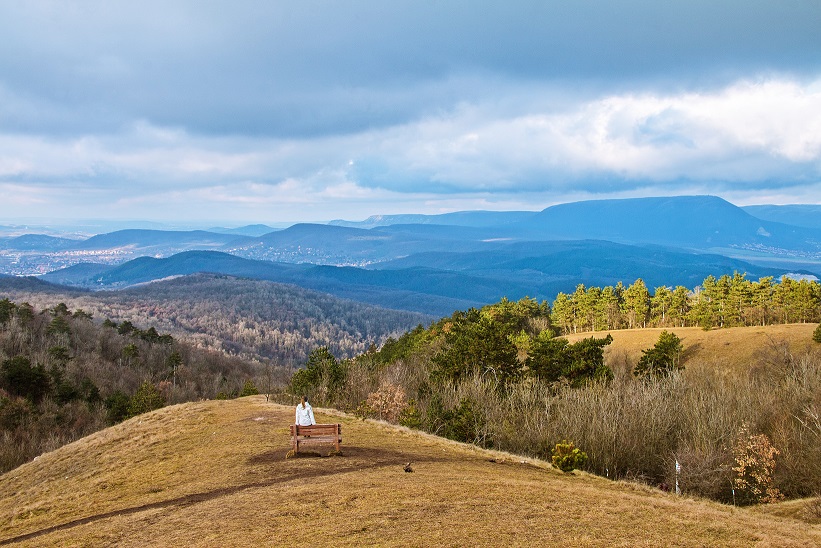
[295,395,316,426]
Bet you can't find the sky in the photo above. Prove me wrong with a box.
[1,1,821,225]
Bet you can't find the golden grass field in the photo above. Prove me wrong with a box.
[565,323,817,373]
[1,394,820,547]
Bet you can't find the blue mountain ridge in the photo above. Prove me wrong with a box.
[742,204,821,230]
[39,241,804,316]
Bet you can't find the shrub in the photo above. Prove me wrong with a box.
[442,398,483,443]
[813,323,821,344]
[0,396,33,430]
[366,383,407,422]
[352,400,374,421]
[634,331,683,378]
[803,495,821,520]
[105,391,131,424]
[732,424,783,505]
[426,395,486,444]
[239,379,259,397]
[1,356,50,403]
[127,381,166,418]
[552,440,589,472]
[398,399,423,429]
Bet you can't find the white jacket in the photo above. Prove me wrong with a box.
[295,402,316,426]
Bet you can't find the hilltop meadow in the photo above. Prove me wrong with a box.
[1,398,819,547]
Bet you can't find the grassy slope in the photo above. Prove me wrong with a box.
[1,397,819,547]
[564,323,817,373]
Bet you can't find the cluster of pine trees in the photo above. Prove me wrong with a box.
[551,273,821,333]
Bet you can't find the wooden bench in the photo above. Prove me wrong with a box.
[290,423,342,454]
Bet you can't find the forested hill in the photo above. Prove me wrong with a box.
[0,273,430,366]
[0,297,269,473]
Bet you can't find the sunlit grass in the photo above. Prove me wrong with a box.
[565,323,816,374]
[1,396,819,546]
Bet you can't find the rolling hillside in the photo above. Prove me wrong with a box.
[0,274,429,366]
[564,323,818,374]
[66,229,251,252]
[36,240,805,317]
[5,196,821,282]
[1,397,818,546]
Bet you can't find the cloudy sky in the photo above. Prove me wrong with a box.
[1,1,820,225]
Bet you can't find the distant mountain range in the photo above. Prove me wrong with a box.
[35,242,799,316]
[65,229,246,252]
[329,210,536,228]
[0,234,81,251]
[3,195,820,316]
[741,204,821,230]
[514,196,821,252]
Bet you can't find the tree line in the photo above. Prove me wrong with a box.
[551,273,821,334]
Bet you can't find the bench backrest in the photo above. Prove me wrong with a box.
[292,424,341,437]
[290,423,342,453]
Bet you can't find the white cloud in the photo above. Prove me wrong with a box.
[362,77,821,189]
[1,77,820,222]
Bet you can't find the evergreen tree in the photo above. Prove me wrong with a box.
[633,331,684,378]
[651,286,673,326]
[598,285,622,330]
[127,381,165,417]
[751,277,774,327]
[530,332,613,387]
[1,356,50,403]
[290,347,346,403]
[551,292,575,335]
[622,279,650,329]
[0,298,15,326]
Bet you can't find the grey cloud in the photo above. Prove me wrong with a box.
[1,1,819,139]
[1,1,820,222]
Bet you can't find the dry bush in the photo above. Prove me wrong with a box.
[731,424,782,504]
[604,348,634,382]
[803,495,821,520]
[666,445,732,502]
[336,358,379,411]
[310,328,821,502]
[365,383,408,423]
[410,347,821,500]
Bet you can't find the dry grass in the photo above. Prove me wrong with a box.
[755,497,821,525]
[564,323,817,373]
[1,397,819,546]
